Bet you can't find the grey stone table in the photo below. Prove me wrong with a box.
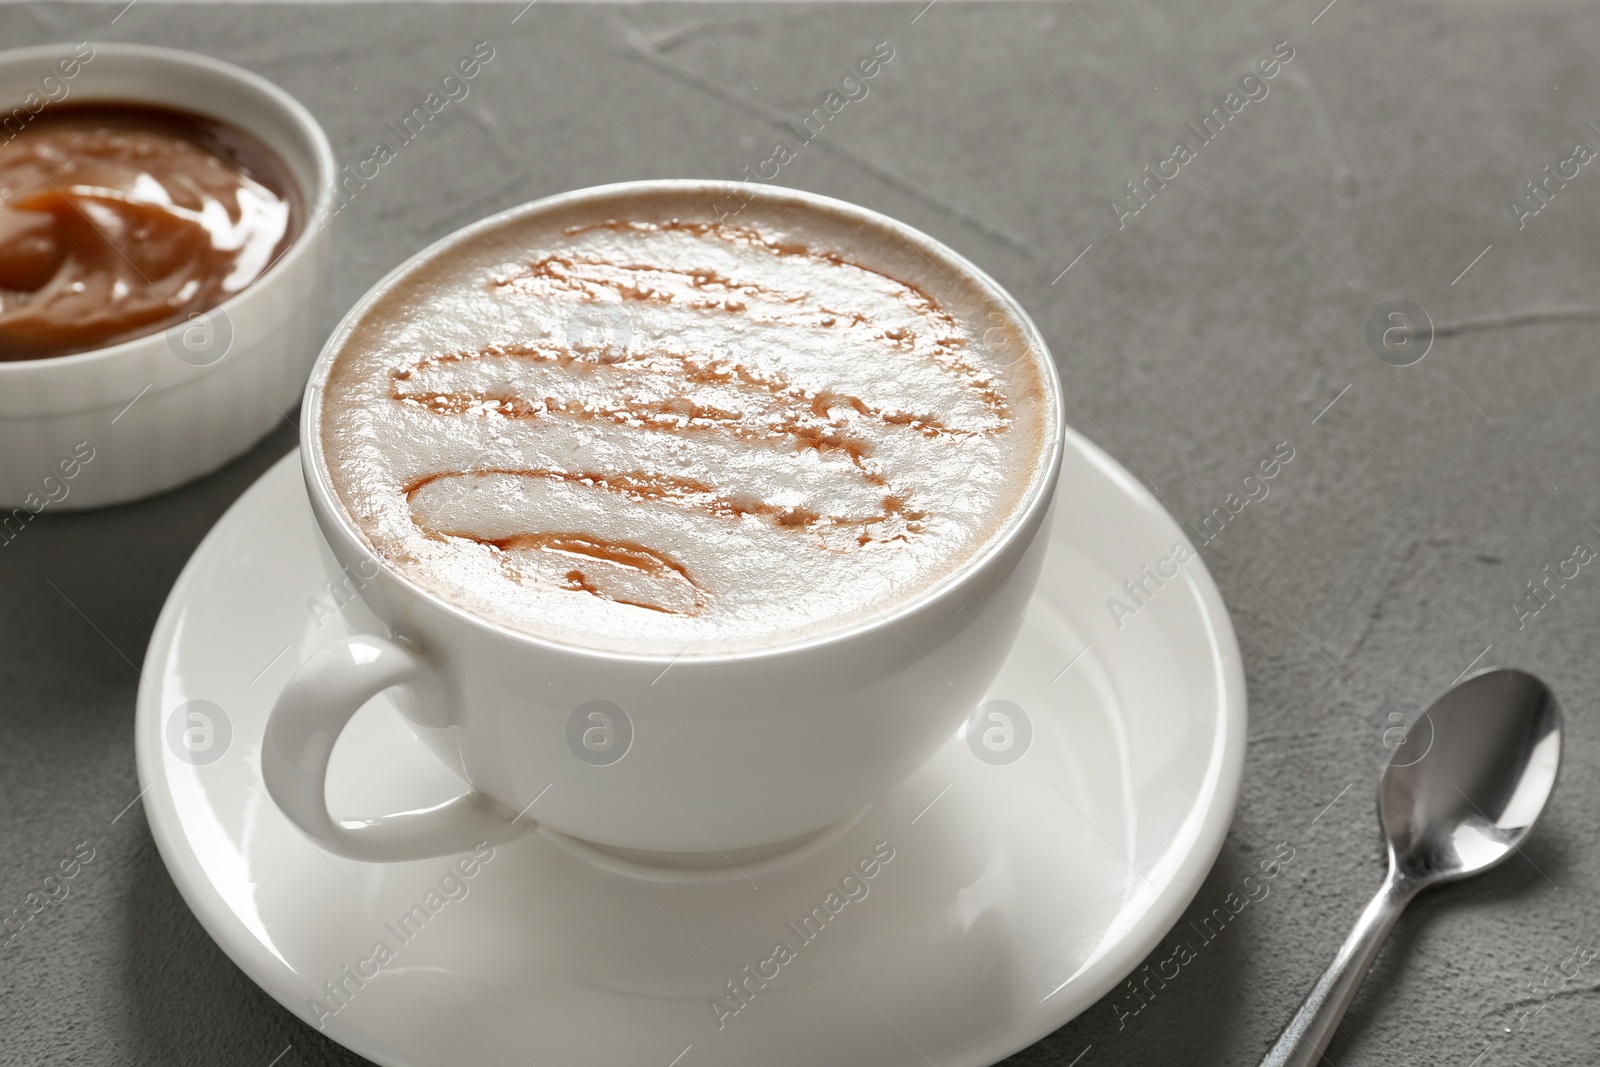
[2,2,1598,1064]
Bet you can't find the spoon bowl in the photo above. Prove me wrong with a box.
[1382,668,1562,886]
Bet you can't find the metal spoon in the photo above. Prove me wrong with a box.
[1258,668,1562,1067]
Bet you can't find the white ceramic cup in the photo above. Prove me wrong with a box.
[0,43,336,511]
[262,181,1064,862]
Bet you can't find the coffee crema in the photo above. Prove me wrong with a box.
[0,103,301,361]
[319,188,1052,654]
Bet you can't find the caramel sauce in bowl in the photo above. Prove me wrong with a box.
[0,103,303,361]
[0,43,335,510]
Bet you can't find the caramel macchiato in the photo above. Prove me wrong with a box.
[319,186,1053,654]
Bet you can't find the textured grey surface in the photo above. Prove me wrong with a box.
[2,2,1598,1064]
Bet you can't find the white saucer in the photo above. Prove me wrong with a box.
[136,432,1245,1067]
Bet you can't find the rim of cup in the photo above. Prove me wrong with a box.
[301,179,1066,666]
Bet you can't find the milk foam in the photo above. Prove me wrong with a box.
[319,188,1053,654]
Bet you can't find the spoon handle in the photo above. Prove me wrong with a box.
[1257,870,1416,1067]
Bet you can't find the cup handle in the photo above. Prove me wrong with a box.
[261,634,531,862]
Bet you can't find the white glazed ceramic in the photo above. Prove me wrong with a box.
[136,444,1244,1067]
[264,181,1067,859]
[0,43,336,510]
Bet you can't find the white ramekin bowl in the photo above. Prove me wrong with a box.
[0,42,336,510]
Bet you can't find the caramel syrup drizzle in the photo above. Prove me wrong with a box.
[493,217,1011,425]
[403,466,833,529]
[392,220,1008,617]
[416,529,700,615]
[392,343,975,482]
